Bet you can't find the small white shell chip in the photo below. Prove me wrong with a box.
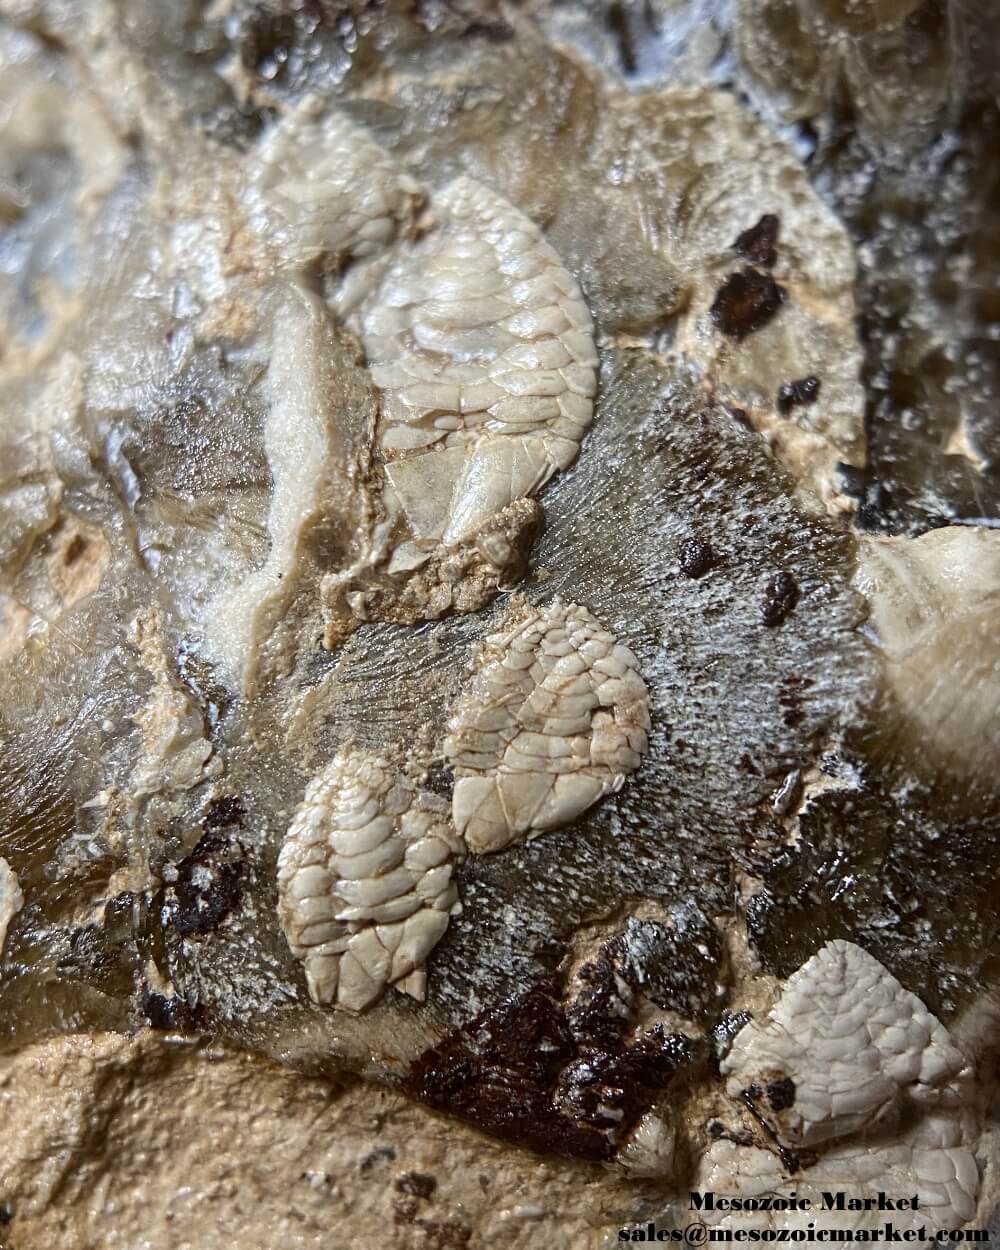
[721,939,969,1148]
[276,750,463,1013]
[356,176,598,550]
[444,598,650,853]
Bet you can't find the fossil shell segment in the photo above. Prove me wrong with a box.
[695,1119,979,1235]
[250,103,423,274]
[0,856,23,960]
[276,750,464,1013]
[444,598,650,853]
[356,175,598,554]
[854,526,1000,794]
[721,939,969,1148]
[698,941,980,1232]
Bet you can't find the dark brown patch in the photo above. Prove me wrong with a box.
[359,1146,396,1174]
[607,0,637,74]
[405,965,692,1162]
[726,405,754,432]
[239,7,296,80]
[777,675,813,728]
[395,1172,437,1200]
[765,1076,796,1111]
[463,17,515,41]
[166,828,245,937]
[710,269,787,340]
[422,763,454,799]
[565,958,631,1051]
[679,537,715,578]
[760,572,800,627]
[203,795,245,829]
[777,376,821,415]
[734,214,780,268]
[405,986,608,1159]
[740,1087,802,1174]
[141,990,204,1032]
[413,1220,472,1250]
[555,1024,689,1131]
[62,533,88,566]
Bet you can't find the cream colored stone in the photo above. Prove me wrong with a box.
[854,527,1000,788]
[0,856,23,960]
[721,939,969,1148]
[356,176,597,550]
[0,1032,637,1250]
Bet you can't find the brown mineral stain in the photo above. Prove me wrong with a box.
[46,522,110,607]
[395,1172,437,1199]
[777,376,821,415]
[679,537,715,579]
[734,214,780,268]
[760,572,800,627]
[710,269,787,340]
[405,957,692,1163]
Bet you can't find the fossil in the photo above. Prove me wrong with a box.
[0,857,22,960]
[721,940,970,1149]
[646,939,983,1234]
[351,174,597,563]
[695,1123,979,1234]
[444,597,650,853]
[276,749,464,1013]
[0,2,998,1243]
[248,100,424,279]
[854,527,1000,793]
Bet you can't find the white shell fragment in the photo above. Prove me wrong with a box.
[696,940,980,1233]
[0,856,23,961]
[356,175,598,552]
[250,102,423,274]
[276,751,464,1013]
[695,1123,979,1235]
[721,939,969,1148]
[854,526,1000,787]
[444,598,650,853]
[616,1110,678,1180]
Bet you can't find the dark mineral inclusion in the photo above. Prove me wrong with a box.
[710,269,787,340]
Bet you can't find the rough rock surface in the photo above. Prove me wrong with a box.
[0,0,998,1245]
[0,1032,645,1250]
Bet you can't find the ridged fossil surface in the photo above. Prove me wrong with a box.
[277,750,463,1012]
[0,2,998,1244]
[721,940,970,1148]
[249,102,424,275]
[445,598,650,853]
[692,942,980,1234]
[359,175,597,543]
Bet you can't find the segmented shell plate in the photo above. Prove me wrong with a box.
[444,598,650,853]
[357,176,598,550]
[251,105,422,272]
[277,750,463,1013]
[721,939,969,1148]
